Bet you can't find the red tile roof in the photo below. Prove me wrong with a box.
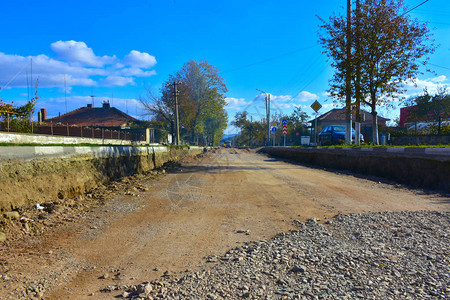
[310,108,389,123]
[45,104,139,127]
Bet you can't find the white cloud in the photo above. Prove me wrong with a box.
[430,75,447,83]
[295,91,319,102]
[269,91,319,110]
[225,97,253,110]
[100,76,135,87]
[403,76,449,97]
[0,41,157,90]
[118,67,156,77]
[124,50,157,68]
[51,40,116,67]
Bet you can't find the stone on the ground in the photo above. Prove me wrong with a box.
[3,211,20,220]
[120,211,449,299]
[0,231,6,243]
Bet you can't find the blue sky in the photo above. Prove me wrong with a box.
[1,0,449,135]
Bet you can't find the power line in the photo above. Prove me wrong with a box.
[401,0,430,16]
[428,62,450,71]
[220,45,317,74]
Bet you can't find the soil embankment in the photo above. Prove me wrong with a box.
[0,146,204,211]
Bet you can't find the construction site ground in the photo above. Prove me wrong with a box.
[0,148,448,299]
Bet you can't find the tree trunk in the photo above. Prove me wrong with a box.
[371,108,378,145]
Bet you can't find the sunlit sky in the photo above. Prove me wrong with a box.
[1,0,449,134]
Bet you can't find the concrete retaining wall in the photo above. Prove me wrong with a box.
[0,146,204,211]
[261,147,450,193]
[390,134,450,145]
[0,131,148,146]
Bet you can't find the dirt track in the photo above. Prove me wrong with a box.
[1,148,449,299]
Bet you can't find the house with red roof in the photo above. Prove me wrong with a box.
[309,108,390,141]
[42,102,140,128]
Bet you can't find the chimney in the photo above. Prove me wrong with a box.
[102,101,110,109]
[87,104,93,108]
[40,108,47,121]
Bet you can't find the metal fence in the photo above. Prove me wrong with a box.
[0,122,149,143]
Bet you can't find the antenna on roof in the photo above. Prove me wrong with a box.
[26,69,30,101]
[64,75,67,114]
[90,87,95,107]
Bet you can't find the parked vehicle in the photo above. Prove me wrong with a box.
[318,125,364,145]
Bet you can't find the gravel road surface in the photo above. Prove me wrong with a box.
[0,148,448,299]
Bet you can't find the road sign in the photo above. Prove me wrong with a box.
[282,128,287,135]
[282,119,288,126]
[271,126,277,133]
[296,132,300,136]
[311,100,322,113]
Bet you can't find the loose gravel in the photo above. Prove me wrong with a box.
[105,210,449,299]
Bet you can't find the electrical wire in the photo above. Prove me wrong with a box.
[428,62,450,71]
[401,0,430,16]
[0,65,27,92]
[220,45,317,74]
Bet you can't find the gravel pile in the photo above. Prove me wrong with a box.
[108,211,449,299]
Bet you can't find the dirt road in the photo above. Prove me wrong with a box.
[1,148,448,299]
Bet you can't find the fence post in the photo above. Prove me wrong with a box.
[7,113,10,132]
[438,116,442,135]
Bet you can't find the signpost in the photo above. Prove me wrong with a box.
[310,100,322,145]
[282,119,287,146]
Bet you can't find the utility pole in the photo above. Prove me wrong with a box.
[345,0,353,144]
[257,89,271,146]
[355,0,362,145]
[173,81,181,145]
[268,94,271,146]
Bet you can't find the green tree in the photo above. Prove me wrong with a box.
[141,60,228,145]
[0,81,38,133]
[406,88,450,134]
[231,112,267,147]
[319,0,436,144]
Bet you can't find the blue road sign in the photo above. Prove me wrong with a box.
[271,126,277,133]
[282,119,288,126]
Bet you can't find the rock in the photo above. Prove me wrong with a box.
[99,273,109,279]
[124,211,449,300]
[3,211,20,220]
[291,265,306,273]
[306,217,320,223]
[0,231,6,243]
